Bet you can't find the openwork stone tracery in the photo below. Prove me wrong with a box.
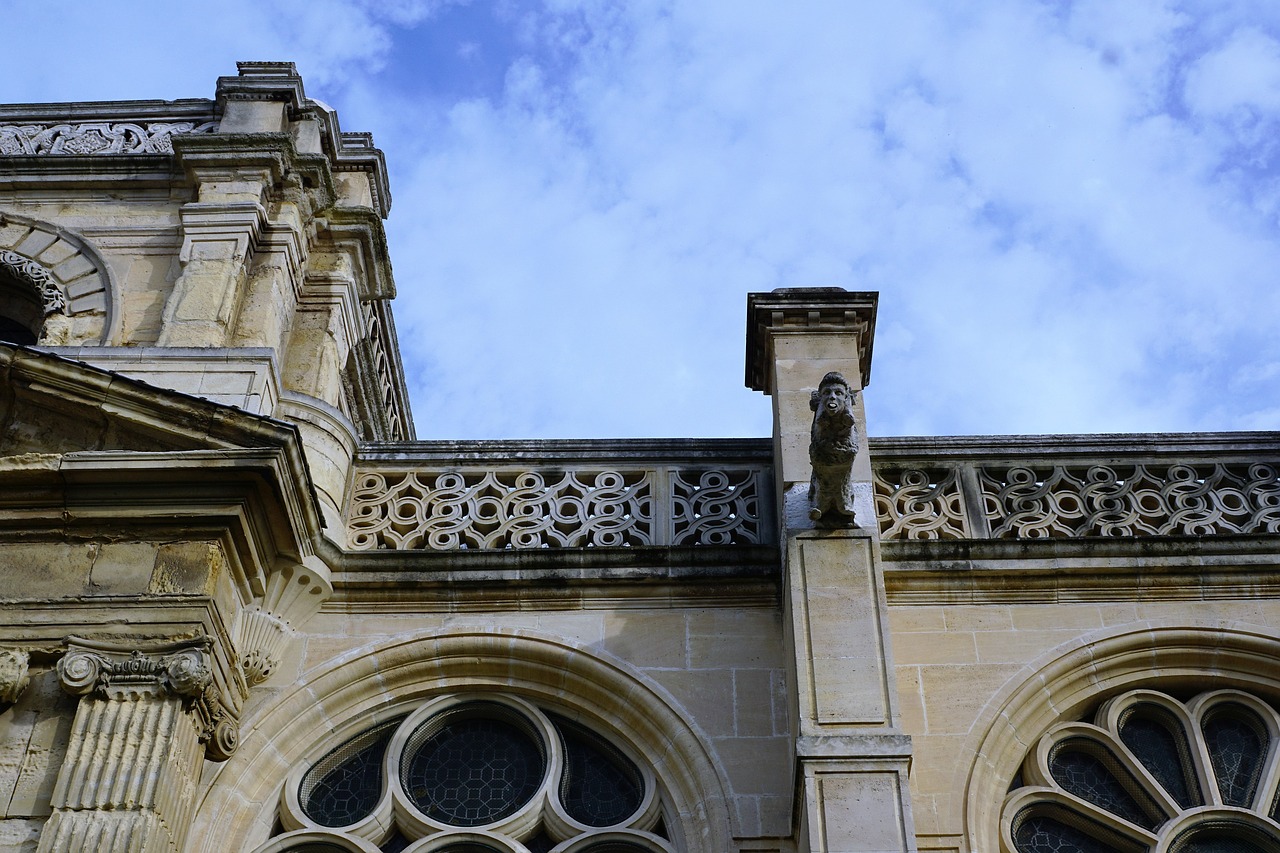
[348,465,768,550]
[1003,687,1280,853]
[873,458,1280,541]
[258,693,675,853]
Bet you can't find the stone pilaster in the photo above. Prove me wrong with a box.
[747,288,916,853]
[36,638,237,853]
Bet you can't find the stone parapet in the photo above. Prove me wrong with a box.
[348,439,776,551]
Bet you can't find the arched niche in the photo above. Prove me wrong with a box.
[960,623,1280,853]
[187,628,735,853]
[0,212,118,345]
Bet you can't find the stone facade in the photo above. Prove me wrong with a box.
[2,63,1279,853]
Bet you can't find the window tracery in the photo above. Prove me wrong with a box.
[1003,688,1280,853]
[256,694,674,853]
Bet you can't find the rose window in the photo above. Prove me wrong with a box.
[1002,688,1280,852]
[254,695,673,853]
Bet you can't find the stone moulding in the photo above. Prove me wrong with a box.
[0,120,218,156]
[346,442,775,551]
[870,432,1280,541]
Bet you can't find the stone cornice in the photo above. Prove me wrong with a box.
[745,288,878,393]
[883,536,1280,604]
[0,344,326,592]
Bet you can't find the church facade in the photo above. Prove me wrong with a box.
[1,63,1279,853]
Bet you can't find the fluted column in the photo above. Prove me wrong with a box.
[36,638,238,853]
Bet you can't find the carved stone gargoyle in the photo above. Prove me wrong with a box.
[808,371,859,527]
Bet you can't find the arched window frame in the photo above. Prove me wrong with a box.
[189,630,734,853]
[954,624,1280,853]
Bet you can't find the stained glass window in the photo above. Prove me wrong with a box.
[553,715,645,827]
[300,717,404,827]
[401,704,546,826]
[1005,689,1280,853]
[274,696,671,853]
[1202,706,1267,808]
[1118,706,1200,809]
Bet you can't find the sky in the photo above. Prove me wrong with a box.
[2,0,1280,440]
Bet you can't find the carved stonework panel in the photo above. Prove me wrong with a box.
[0,249,66,316]
[349,469,656,550]
[979,462,1280,538]
[671,468,764,545]
[347,464,773,550]
[57,637,239,761]
[0,648,30,703]
[0,121,217,156]
[874,467,970,540]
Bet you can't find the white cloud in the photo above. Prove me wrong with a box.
[3,0,1280,439]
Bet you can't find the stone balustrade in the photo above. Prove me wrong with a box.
[347,433,1280,551]
[871,432,1280,541]
[347,439,776,550]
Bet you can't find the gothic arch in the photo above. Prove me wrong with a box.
[188,628,735,852]
[960,622,1280,853]
[0,211,118,345]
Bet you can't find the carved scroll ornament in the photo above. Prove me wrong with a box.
[0,120,217,156]
[57,637,239,761]
[0,249,65,316]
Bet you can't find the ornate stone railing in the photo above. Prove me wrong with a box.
[871,433,1280,541]
[347,440,774,551]
[0,120,218,156]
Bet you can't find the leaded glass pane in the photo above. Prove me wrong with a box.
[1203,706,1267,808]
[524,831,557,853]
[1118,705,1201,808]
[380,831,411,853]
[300,717,404,827]
[1048,744,1157,829]
[1180,840,1269,853]
[1012,813,1128,853]
[1172,823,1278,853]
[401,703,546,827]
[552,716,645,827]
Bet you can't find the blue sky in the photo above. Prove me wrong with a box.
[3,1,1280,439]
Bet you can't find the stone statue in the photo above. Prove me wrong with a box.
[808,371,859,527]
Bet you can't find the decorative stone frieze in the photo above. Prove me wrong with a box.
[0,648,30,704]
[0,120,217,156]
